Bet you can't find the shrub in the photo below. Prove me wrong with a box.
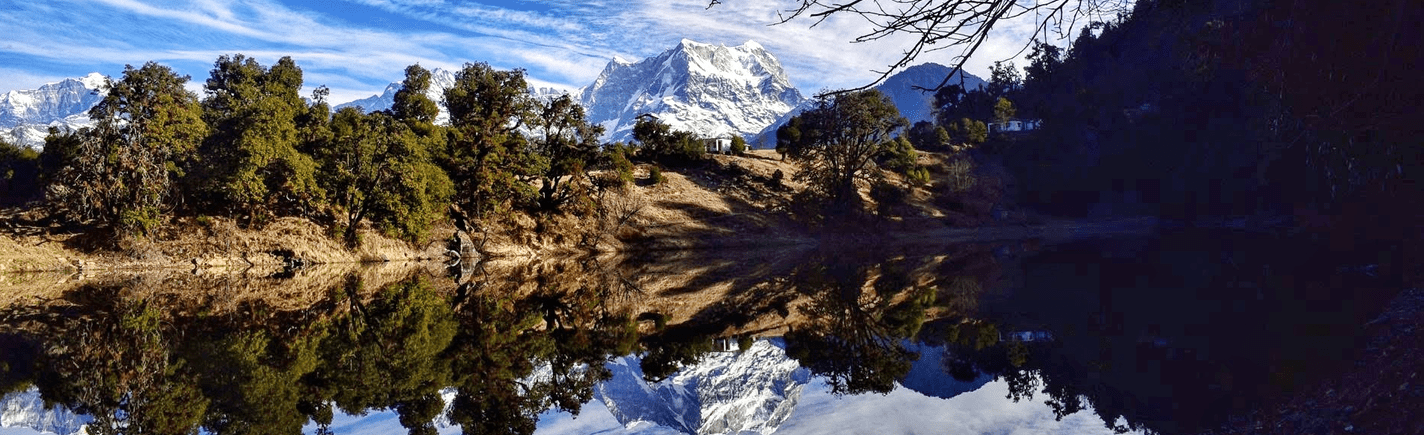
[605,143,636,186]
[0,139,40,205]
[906,166,931,186]
[648,166,665,185]
[870,181,910,217]
[948,118,988,145]
[737,335,755,353]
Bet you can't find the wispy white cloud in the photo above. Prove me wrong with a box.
[1,0,1098,104]
[0,68,73,93]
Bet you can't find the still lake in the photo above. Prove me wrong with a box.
[0,226,1401,435]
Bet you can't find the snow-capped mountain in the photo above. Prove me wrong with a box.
[334,68,574,126]
[1,388,90,435]
[0,73,108,149]
[334,68,459,124]
[595,338,811,434]
[579,39,806,143]
[747,64,986,147]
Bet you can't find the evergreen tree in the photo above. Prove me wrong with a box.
[200,54,324,223]
[906,120,951,152]
[730,136,748,155]
[993,97,1016,124]
[526,94,603,212]
[441,62,538,220]
[631,116,702,165]
[316,108,452,243]
[947,118,988,145]
[45,63,207,237]
[392,65,441,130]
[0,138,41,205]
[779,90,908,215]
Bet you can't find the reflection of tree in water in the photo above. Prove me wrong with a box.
[926,232,1405,435]
[0,262,641,435]
[782,253,945,395]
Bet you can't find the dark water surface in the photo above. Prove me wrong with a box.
[0,228,1401,435]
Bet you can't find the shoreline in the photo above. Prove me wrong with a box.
[1,215,1171,275]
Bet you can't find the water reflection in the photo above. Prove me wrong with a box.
[0,229,1401,435]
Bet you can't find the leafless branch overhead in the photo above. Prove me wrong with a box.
[712,0,1131,94]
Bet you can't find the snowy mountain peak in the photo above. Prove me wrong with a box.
[596,338,811,435]
[1,388,91,435]
[579,39,805,143]
[1,73,108,149]
[78,72,109,91]
[333,67,459,123]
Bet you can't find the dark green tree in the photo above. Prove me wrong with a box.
[199,55,325,223]
[906,120,951,152]
[316,108,452,243]
[779,89,908,214]
[947,118,988,145]
[730,136,748,155]
[392,65,441,130]
[441,62,538,221]
[45,63,207,237]
[631,116,703,165]
[988,61,1022,98]
[526,94,603,212]
[0,138,40,205]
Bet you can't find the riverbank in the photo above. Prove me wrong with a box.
[0,148,1005,273]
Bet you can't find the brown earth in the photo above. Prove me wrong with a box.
[0,147,1129,278]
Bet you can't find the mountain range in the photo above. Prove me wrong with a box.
[0,41,983,150]
[578,39,806,143]
[0,339,995,435]
[0,73,107,149]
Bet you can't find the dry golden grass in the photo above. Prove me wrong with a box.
[0,211,451,274]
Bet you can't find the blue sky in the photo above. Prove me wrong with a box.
[0,0,1078,104]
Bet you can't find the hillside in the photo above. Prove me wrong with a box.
[0,146,1052,274]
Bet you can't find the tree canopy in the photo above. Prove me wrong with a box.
[777,89,908,215]
[199,55,325,222]
[45,62,207,237]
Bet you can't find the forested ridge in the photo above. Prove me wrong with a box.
[0,58,649,250]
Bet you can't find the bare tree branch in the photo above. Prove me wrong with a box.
[711,0,1131,94]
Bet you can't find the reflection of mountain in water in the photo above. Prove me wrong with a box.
[896,343,993,400]
[597,338,810,435]
[0,388,89,435]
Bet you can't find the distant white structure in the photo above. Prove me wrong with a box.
[988,118,1042,133]
[1000,330,1054,342]
[712,337,743,352]
[704,137,735,154]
